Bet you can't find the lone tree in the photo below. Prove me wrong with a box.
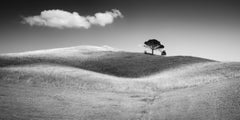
[144,39,164,55]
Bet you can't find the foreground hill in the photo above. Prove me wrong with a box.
[0,46,240,120]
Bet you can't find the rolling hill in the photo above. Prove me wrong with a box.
[0,45,240,120]
[0,46,214,78]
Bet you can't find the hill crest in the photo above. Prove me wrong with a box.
[0,45,120,56]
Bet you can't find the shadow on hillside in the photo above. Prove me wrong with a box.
[0,52,215,78]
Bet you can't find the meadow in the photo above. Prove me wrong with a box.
[0,46,240,120]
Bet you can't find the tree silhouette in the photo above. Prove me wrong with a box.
[161,50,167,56]
[144,39,164,55]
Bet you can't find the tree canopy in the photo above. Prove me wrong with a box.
[144,39,164,55]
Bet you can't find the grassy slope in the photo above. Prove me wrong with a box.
[0,46,216,92]
[78,52,214,77]
[1,46,240,120]
[0,48,214,78]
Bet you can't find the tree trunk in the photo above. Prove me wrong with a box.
[151,49,154,55]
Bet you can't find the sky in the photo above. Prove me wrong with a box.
[0,0,240,61]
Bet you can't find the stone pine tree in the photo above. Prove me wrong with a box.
[144,39,164,55]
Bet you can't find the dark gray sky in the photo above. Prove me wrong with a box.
[1,0,240,61]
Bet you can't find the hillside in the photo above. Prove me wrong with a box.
[0,46,240,120]
[0,46,214,77]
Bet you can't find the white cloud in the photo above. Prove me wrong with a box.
[22,9,123,29]
[87,9,123,26]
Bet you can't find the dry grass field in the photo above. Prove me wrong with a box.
[0,46,240,120]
